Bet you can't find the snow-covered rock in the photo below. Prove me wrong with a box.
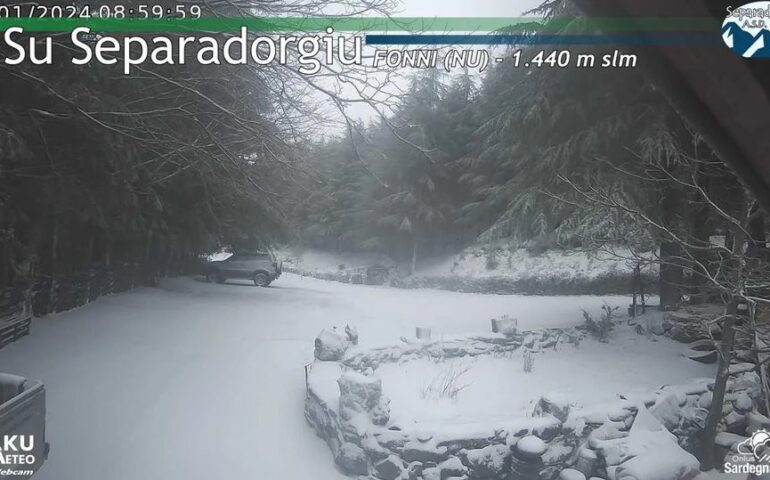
[361,435,390,461]
[338,371,390,426]
[374,454,403,480]
[733,391,753,413]
[511,435,546,480]
[516,435,547,459]
[421,466,442,480]
[559,469,586,480]
[650,391,685,431]
[613,436,700,480]
[574,448,598,478]
[593,407,700,480]
[535,394,571,423]
[747,411,770,433]
[438,456,467,478]
[533,415,563,442]
[315,329,351,361]
[402,440,448,463]
[543,438,575,465]
[463,444,510,479]
[662,307,723,344]
[335,442,369,475]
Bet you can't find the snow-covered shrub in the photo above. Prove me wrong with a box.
[524,239,549,256]
[582,303,618,342]
[422,362,471,401]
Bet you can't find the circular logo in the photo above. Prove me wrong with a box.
[722,1,770,57]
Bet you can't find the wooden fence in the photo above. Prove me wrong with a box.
[0,259,200,350]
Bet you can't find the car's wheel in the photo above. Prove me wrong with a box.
[215,273,226,284]
[253,272,270,287]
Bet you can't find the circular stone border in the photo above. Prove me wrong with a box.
[305,325,765,480]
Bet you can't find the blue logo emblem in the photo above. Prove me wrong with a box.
[723,2,770,57]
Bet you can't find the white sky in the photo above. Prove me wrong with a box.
[317,0,544,132]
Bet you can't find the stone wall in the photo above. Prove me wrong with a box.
[305,326,766,480]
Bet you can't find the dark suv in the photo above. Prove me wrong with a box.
[204,252,282,287]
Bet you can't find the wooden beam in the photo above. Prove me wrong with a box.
[571,0,770,213]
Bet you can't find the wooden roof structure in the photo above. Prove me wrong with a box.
[572,0,770,213]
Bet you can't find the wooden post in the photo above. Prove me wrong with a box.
[631,264,638,319]
[48,216,58,314]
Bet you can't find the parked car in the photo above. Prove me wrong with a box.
[0,373,48,479]
[204,252,282,287]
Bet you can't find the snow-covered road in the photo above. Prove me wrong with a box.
[0,274,630,480]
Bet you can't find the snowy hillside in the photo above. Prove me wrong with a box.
[416,245,655,281]
[279,245,656,295]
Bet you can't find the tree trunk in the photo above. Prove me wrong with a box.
[84,230,96,304]
[752,304,770,416]
[659,241,683,308]
[748,207,766,257]
[700,199,749,470]
[104,234,112,268]
[0,239,7,290]
[48,217,58,314]
[631,264,641,318]
[410,237,418,276]
[699,302,737,470]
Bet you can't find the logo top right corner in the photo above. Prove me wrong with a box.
[723,1,770,57]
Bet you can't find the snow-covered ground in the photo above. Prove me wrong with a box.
[378,329,714,430]
[0,274,691,479]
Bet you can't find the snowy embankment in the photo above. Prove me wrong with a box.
[279,245,657,295]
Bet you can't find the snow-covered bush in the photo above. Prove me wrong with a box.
[582,304,618,342]
[422,361,471,401]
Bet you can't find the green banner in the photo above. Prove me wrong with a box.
[0,17,719,33]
